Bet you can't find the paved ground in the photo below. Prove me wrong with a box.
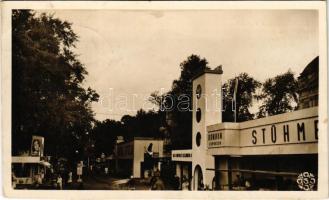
[67,174,152,190]
[26,173,175,190]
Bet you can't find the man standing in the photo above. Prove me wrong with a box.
[151,171,165,190]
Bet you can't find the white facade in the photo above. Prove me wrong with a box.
[172,67,318,190]
[192,69,223,190]
[115,137,164,178]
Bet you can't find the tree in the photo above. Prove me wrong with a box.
[120,109,164,140]
[155,54,210,149]
[92,120,123,156]
[172,54,210,97]
[257,70,298,117]
[12,10,99,159]
[222,73,261,122]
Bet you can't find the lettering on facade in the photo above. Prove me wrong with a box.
[208,132,223,147]
[283,125,289,142]
[207,116,318,148]
[271,125,277,143]
[252,130,257,144]
[297,122,305,141]
[250,119,318,145]
[172,153,192,158]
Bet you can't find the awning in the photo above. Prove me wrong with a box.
[12,156,40,163]
[39,161,51,168]
[112,179,130,185]
[206,168,299,176]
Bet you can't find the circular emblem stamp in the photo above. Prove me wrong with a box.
[296,172,316,191]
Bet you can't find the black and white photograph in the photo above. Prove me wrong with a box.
[2,1,327,199]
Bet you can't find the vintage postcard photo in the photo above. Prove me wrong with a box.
[1,1,327,199]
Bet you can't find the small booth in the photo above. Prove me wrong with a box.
[12,135,52,189]
[12,156,51,189]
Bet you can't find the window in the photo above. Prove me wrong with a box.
[196,132,201,147]
[196,108,201,122]
[196,85,202,99]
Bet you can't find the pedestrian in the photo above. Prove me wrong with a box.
[67,171,72,189]
[12,173,17,189]
[181,175,189,191]
[37,174,42,185]
[151,171,165,190]
[173,175,180,190]
[40,169,45,184]
[34,174,41,188]
[57,175,63,190]
[198,179,205,190]
[128,175,135,190]
[245,179,251,190]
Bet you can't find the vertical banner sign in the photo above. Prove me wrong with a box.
[31,135,44,157]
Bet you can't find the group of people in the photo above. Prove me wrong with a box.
[150,170,165,190]
[36,169,73,189]
[149,171,192,190]
[172,175,190,190]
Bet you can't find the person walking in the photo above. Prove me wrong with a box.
[151,171,165,190]
[173,175,180,190]
[12,173,17,189]
[57,175,63,190]
[67,171,72,189]
[181,176,190,191]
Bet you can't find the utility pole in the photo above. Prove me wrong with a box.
[233,78,239,123]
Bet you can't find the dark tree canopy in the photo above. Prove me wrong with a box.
[92,119,123,156]
[12,10,99,158]
[121,109,164,140]
[172,54,210,97]
[91,109,164,156]
[257,70,298,117]
[222,73,261,122]
[158,54,210,150]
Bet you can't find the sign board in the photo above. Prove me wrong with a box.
[31,136,44,157]
[241,117,318,147]
[171,149,192,162]
[207,107,318,154]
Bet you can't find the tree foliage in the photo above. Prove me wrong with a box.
[152,54,210,150]
[222,73,261,122]
[12,10,99,158]
[91,109,164,156]
[121,109,164,140]
[257,70,298,117]
[92,119,123,156]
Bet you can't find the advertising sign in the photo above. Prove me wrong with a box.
[31,135,44,157]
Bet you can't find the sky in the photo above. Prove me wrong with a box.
[45,10,319,121]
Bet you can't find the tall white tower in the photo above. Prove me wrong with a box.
[192,66,223,190]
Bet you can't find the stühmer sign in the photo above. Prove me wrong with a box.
[246,117,317,146]
[207,107,318,155]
